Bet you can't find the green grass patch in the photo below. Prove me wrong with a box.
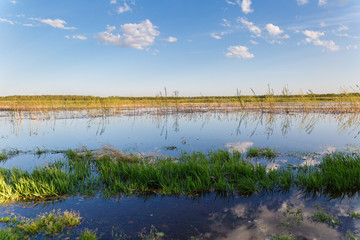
[0,149,360,202]
[0,150,8,161]
[79,229,98,240]
[246,147,277,159]
[312,207,341,225]
[0,210,81,239]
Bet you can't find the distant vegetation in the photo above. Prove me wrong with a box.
[1,89,360,113]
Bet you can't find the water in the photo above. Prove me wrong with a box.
[1,110,360,239]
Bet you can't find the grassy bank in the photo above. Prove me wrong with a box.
[1,92,360,113]
[0,149,360,203]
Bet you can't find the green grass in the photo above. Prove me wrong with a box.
[0,210,81,239]
[347,211,360,219]
[246,147,277,159]
[0,150,8,161]
[0,149,360,203]
[312,207,341,225]
[78,229,98,240]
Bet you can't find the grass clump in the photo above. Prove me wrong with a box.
[0,210,81,239]
[246,147,277,159]
[312,208,341,226]
[78,229,98,240]
[0,150,8,161]
[138,225,164,240]
[347,210,360,219]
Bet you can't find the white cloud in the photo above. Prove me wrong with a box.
[10,0,16,4]
[250,40,258,45]
[320,21,326,27]
[303,30,324,40]
[318,0,327,6]
[23,23,33,27]
[221,18,231,28]
[238,17,261,37]
[211,33,222,39]
[337,25,349,32]
[238,0,253,14]
[303,30,340,51]
[312,39,340,51]
[225,45,254,59]
[72,35,87,40]
[110,0,116,4]
[96,19,160,50]
[166,36,177,42]
[0,18,14,25]
[117,2,131,14]
[265,23,284,36]
[297,0,309,5]
[37,18,76,30]
[346,44,360,50]
[225,0,236,5]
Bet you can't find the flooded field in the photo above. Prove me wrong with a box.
[1,109,360,239]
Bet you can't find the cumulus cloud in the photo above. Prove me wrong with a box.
[238,0,253,14]
[110,0,116,4]
[318,0,327,6]
[265,23,284,36]
[10,0,16,4]
[96,19,160,50]
[0,18,14,25]
[225,45,254,59]
[35,18,76,30]
[303,30,324,39]
[297,0,309,5]
[238,17,261,37]
[166,36,177,42]
[303,30,340,51]
[117,2,131,14]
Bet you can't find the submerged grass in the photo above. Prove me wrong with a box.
[0,149,360,203]
[0,210,81,239]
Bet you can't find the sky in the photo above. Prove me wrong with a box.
[0,0,360,97]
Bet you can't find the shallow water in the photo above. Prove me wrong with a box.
[1,110,360,239]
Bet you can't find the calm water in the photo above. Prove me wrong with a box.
[1,110,360,239]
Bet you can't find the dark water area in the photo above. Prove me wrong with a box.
[1,110,360,239]
[1,191,359,239]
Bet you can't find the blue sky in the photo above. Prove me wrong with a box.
[0,0,359,96]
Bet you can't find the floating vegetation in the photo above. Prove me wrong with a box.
[312,207,341,226]
[0,210,81,239]
[246,147,277,159]
[347,210,360,219]
[138,225,165,240]
[0,148,360,203]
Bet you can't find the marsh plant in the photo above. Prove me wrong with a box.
[281,206,304,234]
[0,210,81,239]
[0,148,360,203]
[246,147,277,159]
[312,207,341,226]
